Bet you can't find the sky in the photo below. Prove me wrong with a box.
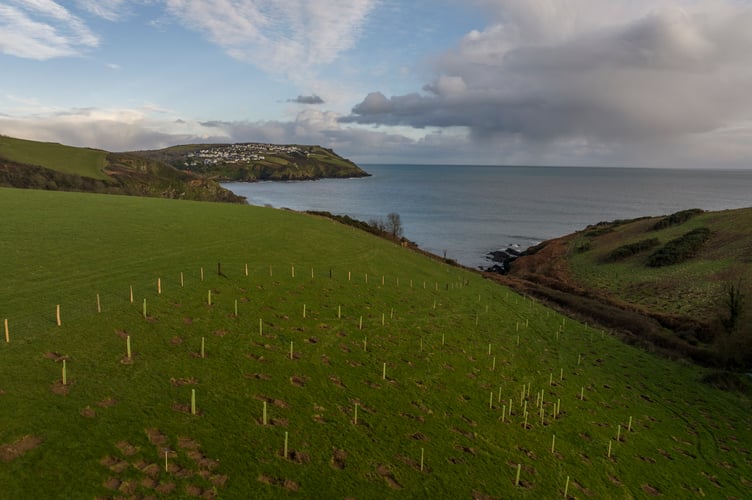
[1,0,752,168]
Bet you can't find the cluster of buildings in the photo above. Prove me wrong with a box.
[184,143,308,166]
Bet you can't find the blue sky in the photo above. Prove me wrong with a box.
[1,0,752,168]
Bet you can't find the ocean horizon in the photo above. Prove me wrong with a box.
[223,164,752,269]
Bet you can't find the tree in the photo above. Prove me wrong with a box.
[385,212,403,239]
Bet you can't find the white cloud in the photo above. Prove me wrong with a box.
[165,0,379,81]
[0,0,99,59]
[343,0,752,167]
[75,0,128,21]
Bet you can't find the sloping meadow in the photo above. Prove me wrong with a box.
[0,188,749,498]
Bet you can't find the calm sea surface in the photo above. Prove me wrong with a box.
[223,165,752,269]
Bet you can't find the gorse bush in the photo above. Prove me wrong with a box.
[605,238,660,262]
[652,208,704,231]
[646,227,711,267]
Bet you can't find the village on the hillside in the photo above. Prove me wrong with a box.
[184,143,309,166]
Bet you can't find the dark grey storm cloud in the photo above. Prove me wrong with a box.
[288,94,325,105]
[342,5,752,147]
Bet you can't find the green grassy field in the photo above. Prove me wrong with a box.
[568,208,752,319]
[0,135,108,180]
[0,188,750,498]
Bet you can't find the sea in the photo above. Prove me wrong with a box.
[222,165,752,269]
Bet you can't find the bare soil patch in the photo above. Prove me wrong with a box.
[290,375,306,387]
[331,448,347,470]
[170,377,199,387]
[0,435,43,462]
[80,406,96,418]
[641,484,661,496]
[258,474,299,491]
[97,397,117,408]
[376,464,402,490]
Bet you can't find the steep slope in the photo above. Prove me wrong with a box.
[498,207,752,368]
[0,135,245,203]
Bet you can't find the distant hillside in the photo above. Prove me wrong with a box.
[131,143,370,181]
[495,207,752,369]
[0,135,245,203]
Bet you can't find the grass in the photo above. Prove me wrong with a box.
[569,208,752,319]
[0,188,750,498]
[0,135,108,180]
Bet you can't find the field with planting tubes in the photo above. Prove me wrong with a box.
[0,188,749,498]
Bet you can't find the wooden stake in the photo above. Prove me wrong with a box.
[126,335,131,359]
[382,362,386,380]
[515,463,521,486]
[502,405,506,423]
[4,318,8,343]
[551,434,556,454]
[628,416,633,433]
[489,392,493,409]
[291,265,295,278]
[62,359,67,385]
[263,401,267,425]
[164,449,169,472]
[283,432,289,459]
[56,304,61,326]
[289,341,293,360]
[359,316,363,330]
[200,267,204,281]
[564,476,570,498]
[492,357,496,371]
[245,263,248,276]
[303,304,306,318]
[420,448,424,472]
[157,278,162,295]
[381,313,385,326]
[142,298,147,319]
[259,318,263,335]
[269,265,273,277]
[338,305,341,319]
[180,272,184,287]
[207,290,212,306]
[96,293,101,313]
[129,285,133,303]
[191,389,196,415]
[354,403,358,425]
[234,299,238,317]
[580,387,585,401]
[442,333,445,345]
[363,337,367,352]
[201,337,205,358]
[607,440,612,458]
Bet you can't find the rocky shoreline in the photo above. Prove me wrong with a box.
[482,246,525,274]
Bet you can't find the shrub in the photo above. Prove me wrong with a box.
[605,238,660,262]
[652,208,704,230]
[646,228,711,267]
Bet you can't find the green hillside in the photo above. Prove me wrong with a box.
[132,143,370,181]
[1,189,750,498]
[0,135,108,180]
[0,135,245,203]
[505,207,752,368]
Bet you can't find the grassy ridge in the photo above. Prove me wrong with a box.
[0,188,750,498]
[0,135,108,180]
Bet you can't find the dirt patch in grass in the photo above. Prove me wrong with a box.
[50,380,71,395]
[376,464,402,490]
[146,428,168,446]
[116,441,138,456]
[171,336,183,345]
[244,373,272,381]
[331,448,347,470]
[170,377,199,387]
[97,397,117,408]
[290,375,306,387]
[172,403,202,416]
[183,317,193,325]
[44,352,68,362]
[329,375,346,388]
[258,474,299,491]
[114,329,129,339]
[572,479,594,496]
[410,432,428,441]
[641,484,661,496]
[80,406,96,418]
[254,395,288,408]
[213,329,228,337]
[0,435,43,462]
